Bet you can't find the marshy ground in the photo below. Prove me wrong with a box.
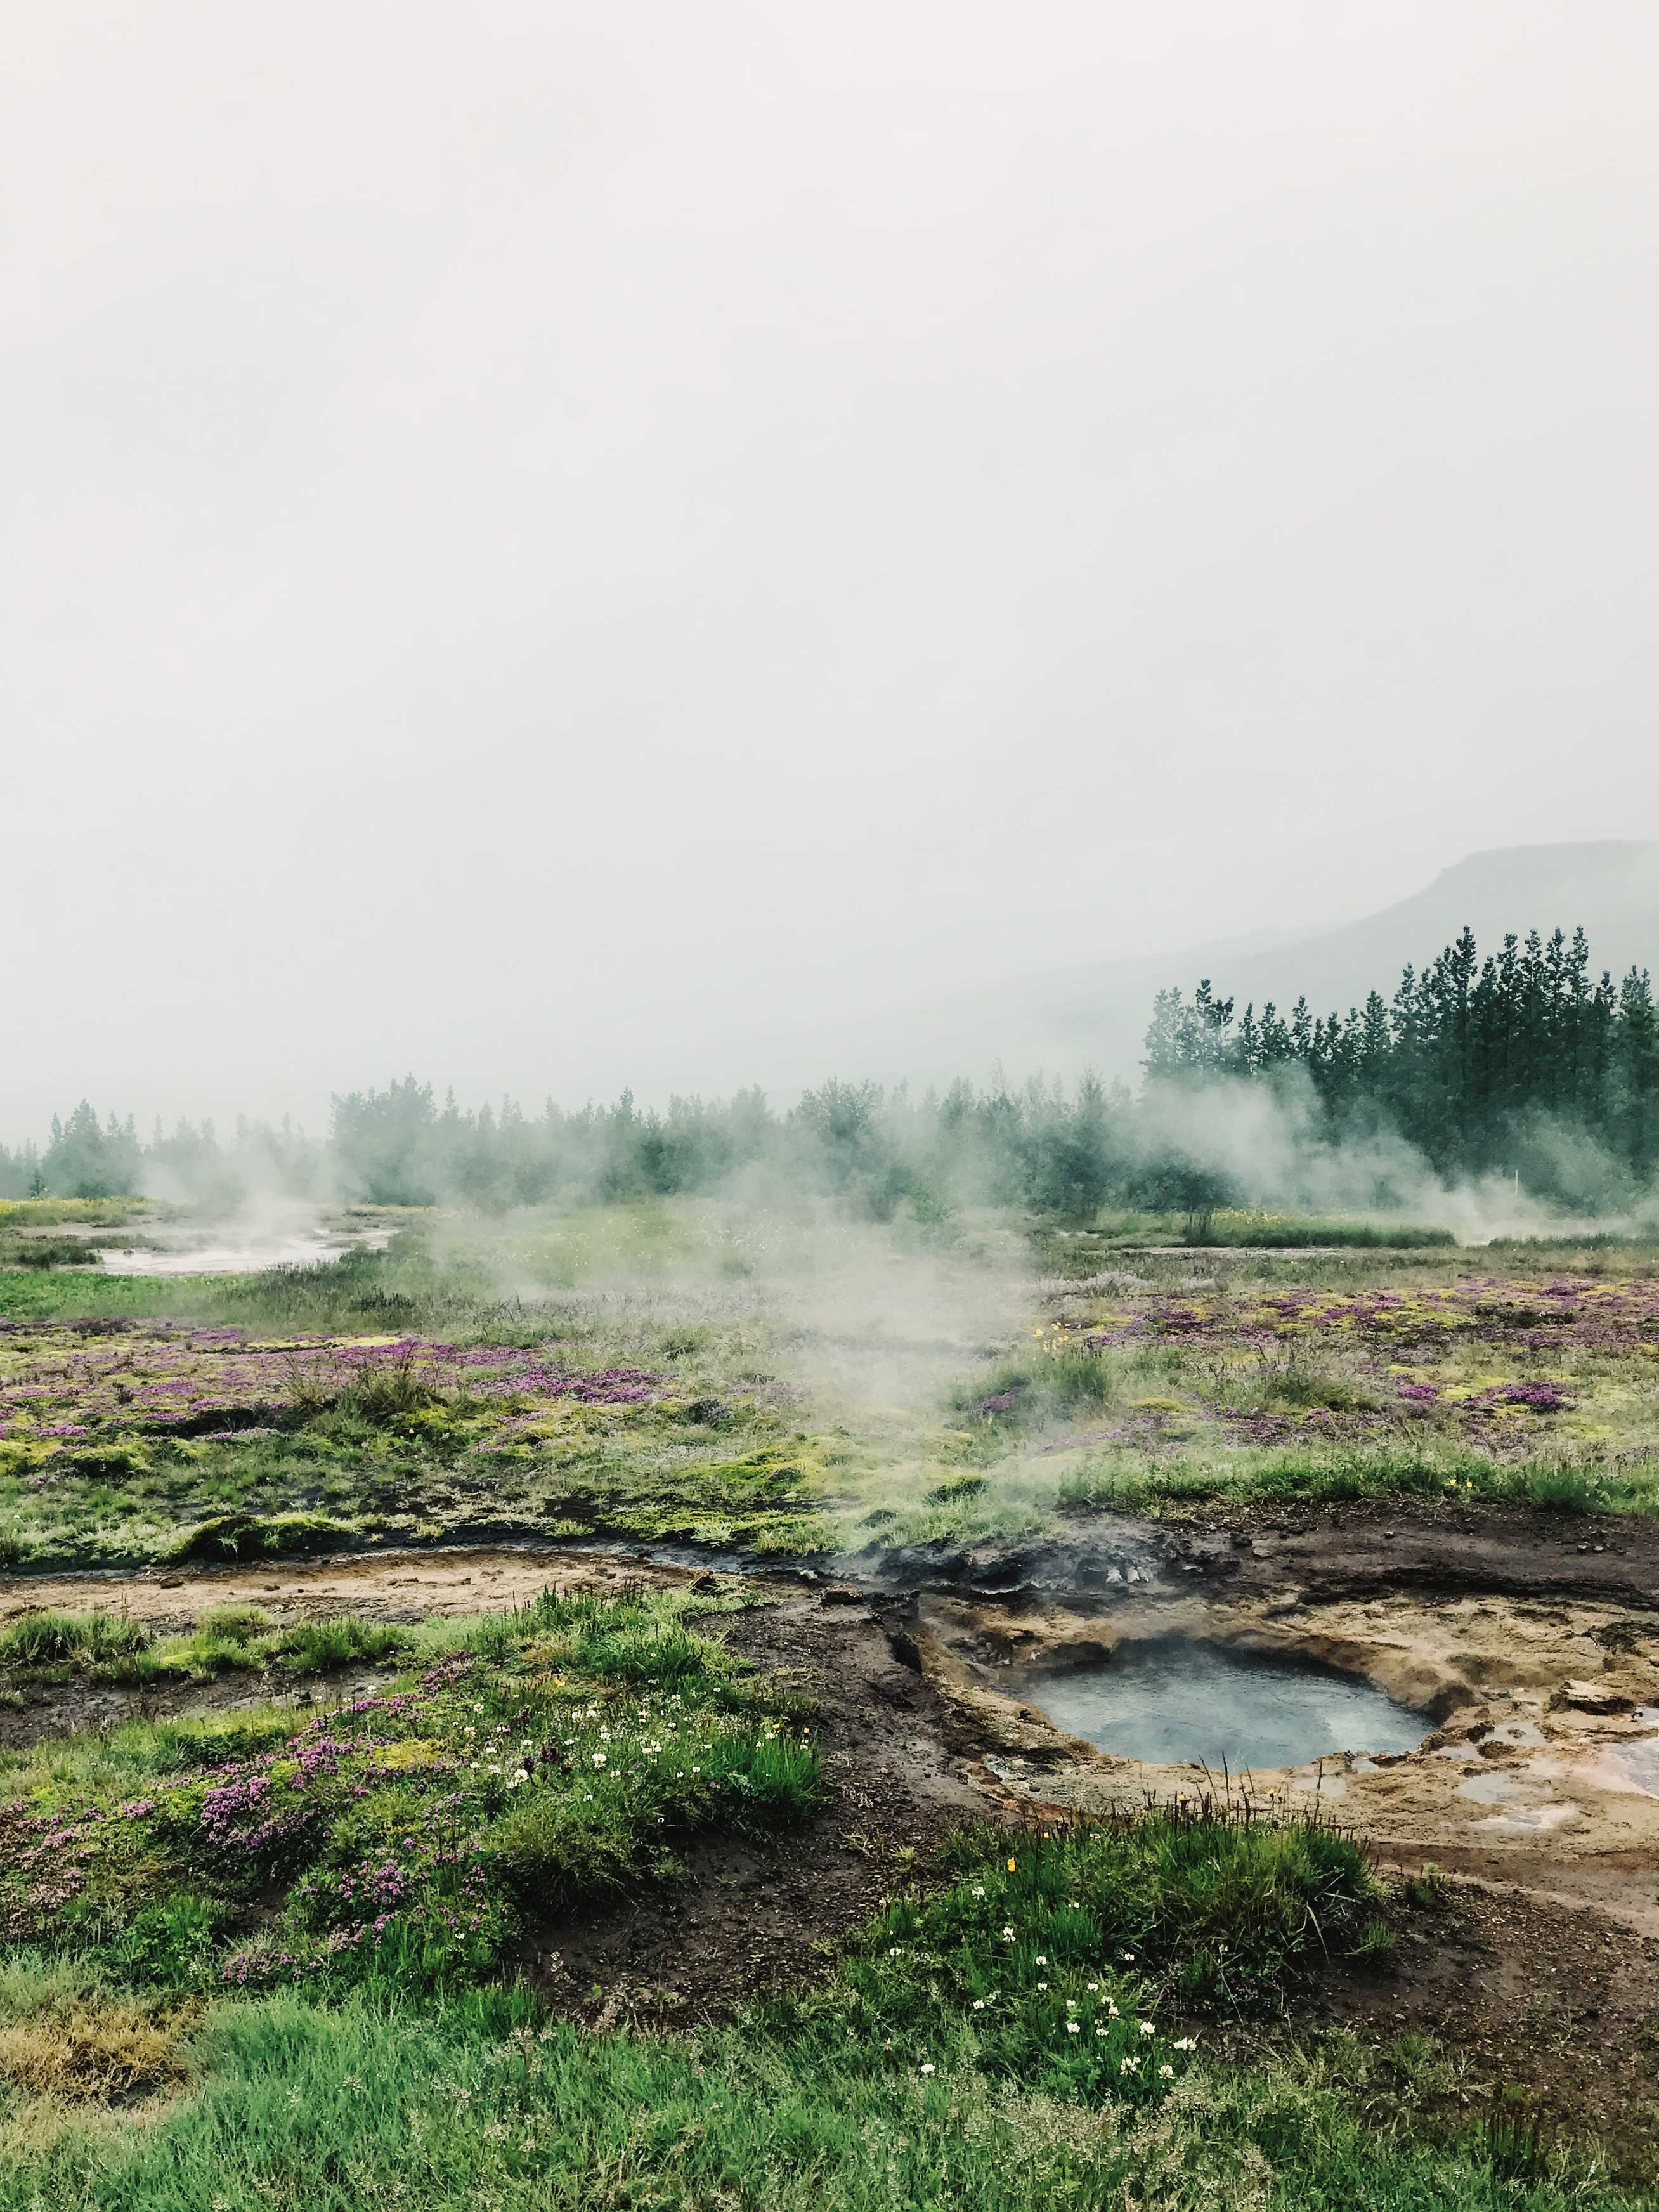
[4,1201,1659,2206]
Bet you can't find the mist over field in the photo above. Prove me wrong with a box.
[6,3,1659,1136]
[10,13,1659,2206]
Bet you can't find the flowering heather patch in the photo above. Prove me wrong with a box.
[1493,1381,1572,1412]
[0,1328,665,1453]
[1072,1276,1659,1360]
[0,1587,817,1991]
[1016,1270,1659,1463]
[0,1304,831,1567]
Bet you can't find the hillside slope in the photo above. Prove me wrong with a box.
[835,842,1659,1087]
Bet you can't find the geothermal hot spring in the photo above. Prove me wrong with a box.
[1029,1638,1429,1773]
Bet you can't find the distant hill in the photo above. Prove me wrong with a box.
[832,842,1659,1088]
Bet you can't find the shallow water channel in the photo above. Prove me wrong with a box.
[1027,1637,1428,1773]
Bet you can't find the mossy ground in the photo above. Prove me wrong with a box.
[4,1208,1659,1567]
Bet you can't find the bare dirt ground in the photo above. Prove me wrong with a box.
[6,1513,1659,2176]
[1307,1884,1659,2182]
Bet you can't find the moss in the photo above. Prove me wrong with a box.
[166,1510,358,1563]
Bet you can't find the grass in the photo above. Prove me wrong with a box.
[0,1955,194,2109]
[0,1820,1644,2209]
[165,1511,363,1564]
[861,1807,1385,2016]
[1034,1213,1461,1268]
[0,1605,414,1688]
[0,1585,814,1995]
[0,1223,849,1564]
[0,1239,102,1270]
[0,1200,153,1230]
[0,1613,152,1670]
[4,1202,1657,2202]
[883,1240,1659,1543]
[4,1200,1659,1566]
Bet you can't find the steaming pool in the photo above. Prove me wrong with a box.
[1027,1638,1429,1773]
[94,1213,395,1277]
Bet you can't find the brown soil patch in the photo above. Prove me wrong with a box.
[873,1497,1659,1617]
[1190,1496,1659,1616]
[1304,1878,1659,2184]
[0,1543,631,1636]
[519,1585,989,2026]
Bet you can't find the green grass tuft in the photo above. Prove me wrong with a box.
[166,1511,359,1563]
[0,1611,149,1669]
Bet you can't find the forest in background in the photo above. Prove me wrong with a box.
[5,926,1655,1221]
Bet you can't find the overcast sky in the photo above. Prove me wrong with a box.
[5,0,1657,1136]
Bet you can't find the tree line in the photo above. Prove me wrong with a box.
[0,1076,1152,1222]
[1146,925,1658,1186]
[5,923,1655,1219]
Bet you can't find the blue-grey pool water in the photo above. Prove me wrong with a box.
[1029,1639,1428,1771]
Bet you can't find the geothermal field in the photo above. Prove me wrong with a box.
[4,1184,1659,2206]
[9,3,1658,2200]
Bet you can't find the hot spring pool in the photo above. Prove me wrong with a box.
[1028,1638,1428,1772]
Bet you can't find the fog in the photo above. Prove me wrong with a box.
[5,1,1658,1136]
[416,1197,1036,1423]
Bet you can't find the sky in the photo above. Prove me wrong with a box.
[4,0,1658,1137]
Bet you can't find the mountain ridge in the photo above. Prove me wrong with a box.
[818,840,1659,1088]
